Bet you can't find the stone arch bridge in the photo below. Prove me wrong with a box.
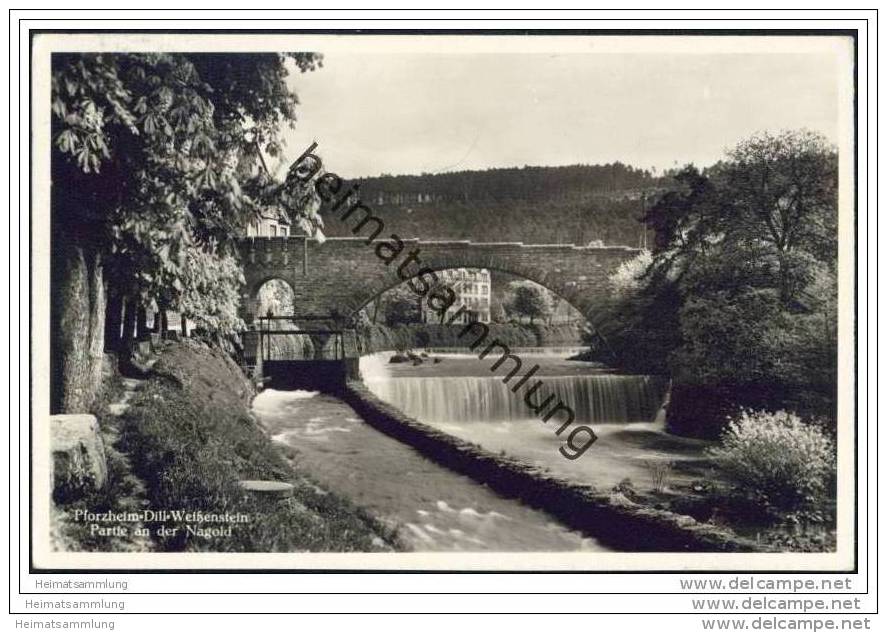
[237,236,641,327]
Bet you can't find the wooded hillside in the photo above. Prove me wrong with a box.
[322,163,664,245]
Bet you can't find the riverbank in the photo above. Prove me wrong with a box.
[55,340,401,553]
[357,322,584,354]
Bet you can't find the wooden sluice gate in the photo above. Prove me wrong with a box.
[241,316,360,393]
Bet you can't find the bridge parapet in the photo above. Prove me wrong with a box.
[238,236,308,270]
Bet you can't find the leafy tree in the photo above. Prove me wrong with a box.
[644,130,837,305]
[384,295,422,327]
[673,288,805,385]
[50,52,321,413]
[508,285,551,324]
[723,130,838,302]
[589,130,838,435]
[367,283,423,327]
[177,240,247,338]
[586,282,682,375]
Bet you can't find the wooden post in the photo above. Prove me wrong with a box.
[181,316,188,338]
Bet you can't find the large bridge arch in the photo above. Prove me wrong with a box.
[237,237,641,329]
[351,261,600,327]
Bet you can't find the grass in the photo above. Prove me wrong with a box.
[113,339,402,553]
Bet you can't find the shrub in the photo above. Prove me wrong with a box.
[415,330,431,348]
[643,460,675,494]
[609,249,652,297]
[672,287,835,393]
[708,410,835,518]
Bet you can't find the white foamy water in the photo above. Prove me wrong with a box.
[359,351,667,426]
[358,350,715,493]
[253,388,607,552]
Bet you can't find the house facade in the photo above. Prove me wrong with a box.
[422,268,491,324]
[246,207,291,237]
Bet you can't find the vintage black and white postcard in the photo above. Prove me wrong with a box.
[29,30,858,572]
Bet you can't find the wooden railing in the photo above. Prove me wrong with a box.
[255,316,346,361]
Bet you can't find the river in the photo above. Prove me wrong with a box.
[253,388,606,552]
[253,347,715,552]
[360,349,716,494]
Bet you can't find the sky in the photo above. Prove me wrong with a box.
[276,50,843,179]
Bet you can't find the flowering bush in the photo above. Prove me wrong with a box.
[177,245,246,339]
[708,410,835,517]
[609,249,652,297]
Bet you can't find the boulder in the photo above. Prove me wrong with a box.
[51,414,108,501]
